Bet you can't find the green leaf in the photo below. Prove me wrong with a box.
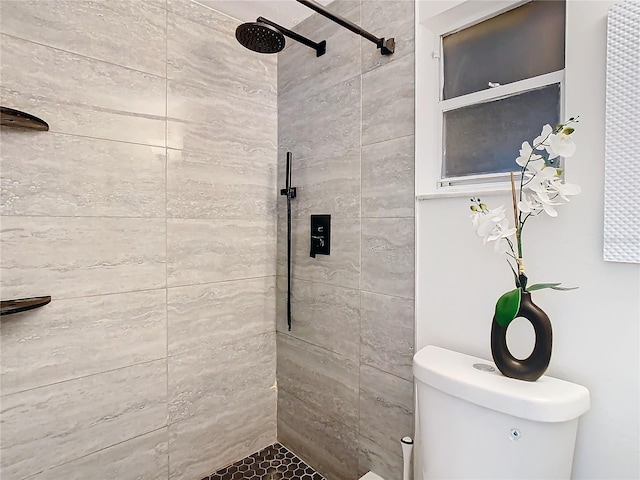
[528,283,579,291]
[527,282,562,291]
[550,285,579,291]
[506,260,520,288]
[494,288,521,327]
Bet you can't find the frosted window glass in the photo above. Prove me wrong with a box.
[443,0,565,100]
[443,84,560,178]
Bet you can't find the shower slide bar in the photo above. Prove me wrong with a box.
[280,152,297,331]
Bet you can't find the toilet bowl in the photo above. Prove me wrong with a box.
[414,345,590,479]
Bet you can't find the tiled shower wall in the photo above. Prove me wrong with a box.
[276,1,415,479]
[0,1,277,479]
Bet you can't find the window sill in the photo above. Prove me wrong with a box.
[416,182,512,200]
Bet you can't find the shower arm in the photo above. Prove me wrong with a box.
[296,0,395,55]
[257,17,326,57]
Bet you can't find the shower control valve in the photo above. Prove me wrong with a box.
[310,214,330,258]
[311,235,325,247]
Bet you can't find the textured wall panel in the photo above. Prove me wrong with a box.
[604,1,640,263]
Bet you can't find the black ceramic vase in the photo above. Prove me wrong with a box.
[491,291,552,382]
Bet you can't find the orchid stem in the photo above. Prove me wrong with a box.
[509,172,523,270]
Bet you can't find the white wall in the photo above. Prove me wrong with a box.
[416,1,639,478]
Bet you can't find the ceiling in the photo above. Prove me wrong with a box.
[197,0,331,29]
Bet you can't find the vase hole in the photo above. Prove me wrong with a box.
[505,316,535,360]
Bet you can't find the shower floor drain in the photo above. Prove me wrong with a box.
[201,443,325,480]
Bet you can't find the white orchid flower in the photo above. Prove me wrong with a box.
[548,179,581,201]
[525,158,545,174]
[533,124,554,152]
[519,158,545,187]
[529,188,561,217]
[549,132,577,158]
[474,205,506,237]
[471,205,516,252]
[516,141,543,167]
[485,220,517,252]
[482,218,516,253]
[538,199,559,217]
[517,192,543,214]
[527,166,559,193]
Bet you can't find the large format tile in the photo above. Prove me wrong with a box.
[284,0,360,39]
[360,291,414,381]
[167,218,276,287]
[167,6,276,107]
[276,277,360,360]
[0,0,167,76]
[358,434,404,480]
[1,132,166,217]
[278,217,360,289]
[169,395,276,480]
[362,53,415,146]
[0,35,166,117]
[361,218,414,298]
[361,135,415,218]
[279,75,361,161]
[278,389,358,480]
[0,360,167,480]
[360,0,415,74]
[167,149,276,220]
[167,80,276,160]
[168,333,276,423]
[277,333,358,429]
[1,289,166,395]
[34,428,169,480]
[166,0,237,33]
[0,216,166,300]
[0,88,165,145]
[278,3,360,100]
[277,148,361,220]
[168,277,275,356]
[359,365,414,461]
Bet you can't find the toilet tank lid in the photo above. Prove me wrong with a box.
[413,346,590,423]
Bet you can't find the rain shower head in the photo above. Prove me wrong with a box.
[235,21,285,54]
[235,17,326,57]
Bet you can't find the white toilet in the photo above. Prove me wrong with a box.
[414,346,590,479]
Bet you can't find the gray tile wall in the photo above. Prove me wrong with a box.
[276,1,415,479]
[0,1,277,479]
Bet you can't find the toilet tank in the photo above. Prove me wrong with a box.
[414,346,590,480]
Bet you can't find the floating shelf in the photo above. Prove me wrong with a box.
[1,106,49,131]
[1,296,52,316]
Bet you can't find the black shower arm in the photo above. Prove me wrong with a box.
[296,0,395,55]
[257,17,326,57]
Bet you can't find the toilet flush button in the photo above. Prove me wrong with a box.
[509,429,522,441]
[473,363,495,372]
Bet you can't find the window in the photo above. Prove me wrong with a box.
[416,0,567,197]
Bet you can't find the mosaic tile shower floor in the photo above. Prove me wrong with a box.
[201,443,326,480]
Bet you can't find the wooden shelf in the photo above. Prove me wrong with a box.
[1,296,51,316]
[1,107,49,131]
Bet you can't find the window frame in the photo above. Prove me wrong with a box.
[416,0,566,199]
